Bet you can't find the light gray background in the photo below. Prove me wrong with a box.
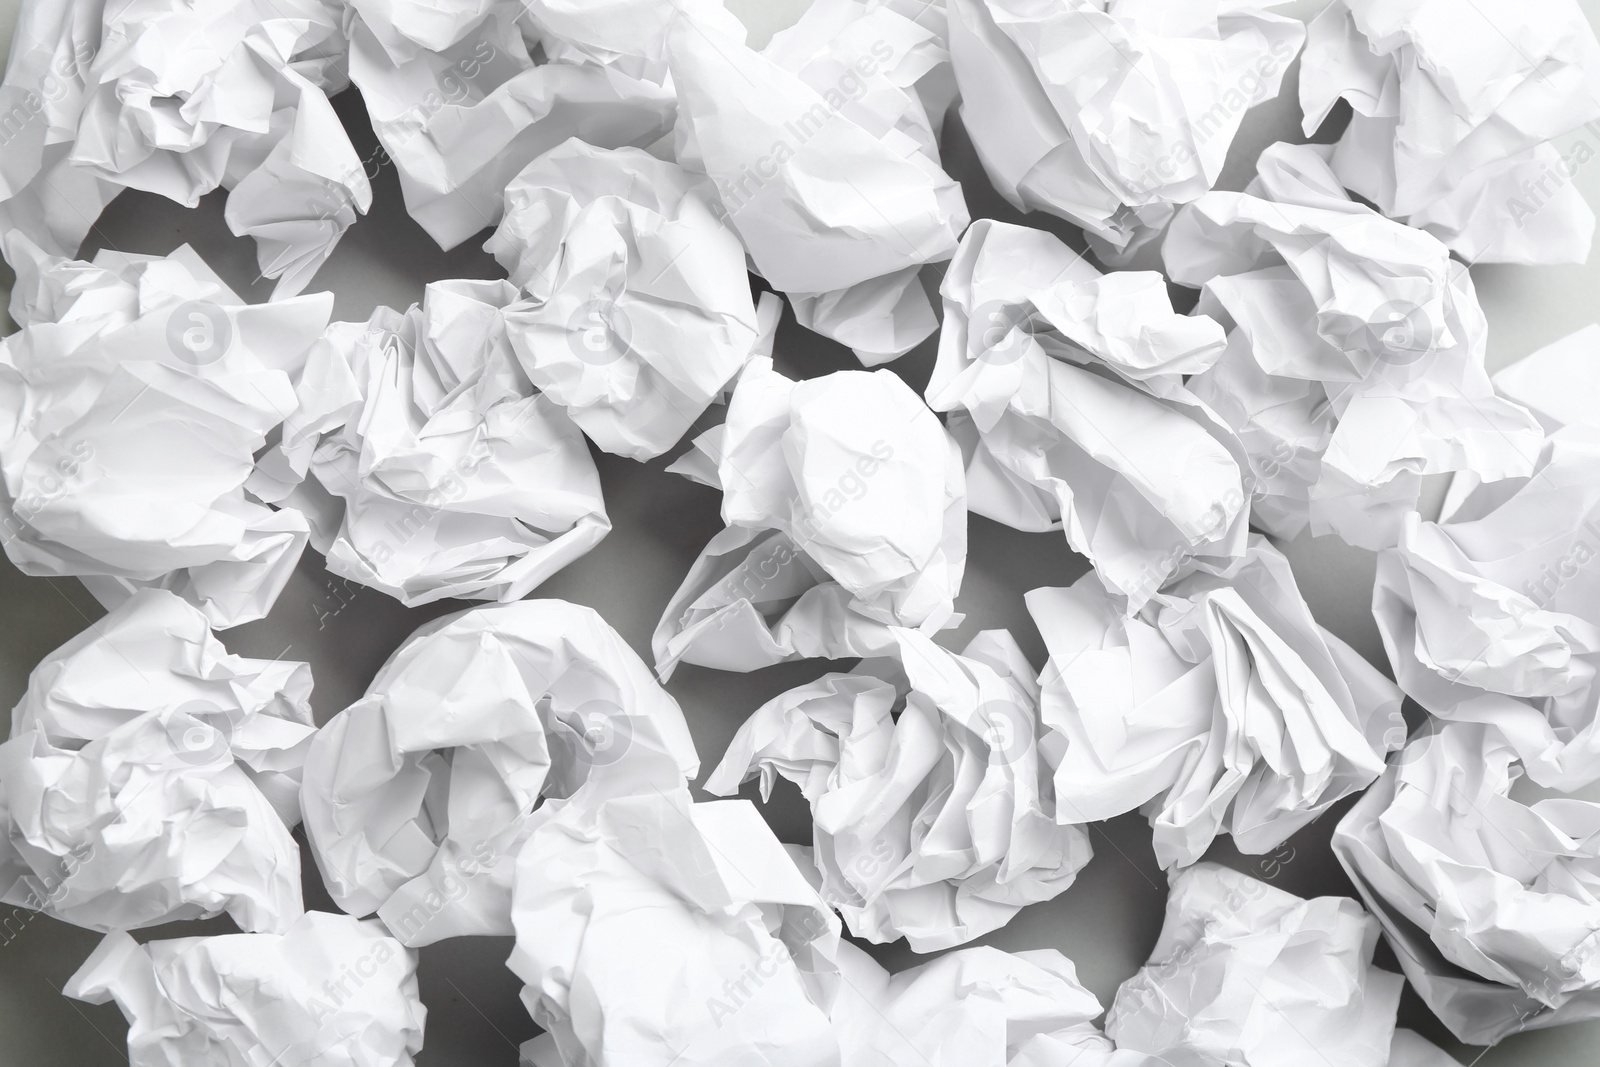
[2,1,1599,1064]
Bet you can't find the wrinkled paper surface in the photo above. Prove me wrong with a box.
[1335,723,1600,1045]
[1106,863,1415,1067]
[655,356,966,677]
[510,724,839,1067]
[0,0,370,297]
[66,912,425,1067]
[345,0,675,250]
[1374,325,1600,790]
[1303,0,1600,265]
[948,0,1304,261]
[485,139,772,459]
[1168,141,1545,550]
[670,0,967,364]
[2,238,327,627]
[1030,536,1403,869]
[0,589,314,933]
[706,625,1089,951]
[252,279,608,607]
[302,599,697,946]
[929,218,1248,611]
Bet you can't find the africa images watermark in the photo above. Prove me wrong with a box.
[1506,120,1600,229]
[0,842,94,948]
[388,40,498,150]
[1121,33,1300,202]
[301,36,501,232]
[0,44,97,148]
[710,38,898,222]
[1518,516,1600,611]
[365,434,494,565]
[705,908,833,1028]
[707,437,898,614]
[0,439,95,549]
[377,838,503,947]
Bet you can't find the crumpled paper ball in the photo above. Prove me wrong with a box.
[928,218,1248,610]
[706,625,1090,952]
[0,236,328,628]
[1106,863,1415,1067]
[830,938,1121,1067]
[253,278,609,607]
[509,728,841,1067]
[1335,723,1600,1045]
[654,355,967,678]
[1302,0,1600,265]
[0,588,315,933]
[1374,326,1600,790]
[1030,536,1404,869]
[344,0,675,252]
[1167,141,1545,550]
[301,599,698,946]
[485,138,773,460]
[669,0,968,365]
[948,0,1305,261]
[0,0,369,297]
[66,911,426,1067]
[519,0,747,85]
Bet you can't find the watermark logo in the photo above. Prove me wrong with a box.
[706,907,836,1028]
[710,38,898,224]
[1520,518,1600,610]
[970,300,1041,368]
[1255,843,1295,881]
[975,700,1037,766]
[165,300,233,367]
[566,702,635,768]
[163,700,234,766]
[1,440,94,548]
[830,836,897,910]
[1361,300,1439,368]
[0,842,92,947]
[1507,122,1600,232]
[566,298,634,368]
[379,839,501,945]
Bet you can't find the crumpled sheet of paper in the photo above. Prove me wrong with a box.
[1167,141,1545,551]
[1,236,329,628]
[1302,0,1600,266]
[0,0,370,298]
[251,278,608,607]
[509,721,842,1067]
[706,624,1090,952]
[927,218,1250,610]
[519,0,748,86]
[653,356,967,679]
[1373,326,1600,790]
[483,138,777,460]
[947,0,1305,263]
[828,938,1124,1067]
[830,933,1454,1067]
[345,0,676,252]
[1029,535,1403,870]
[1334,723,1600,1045]
[301,599,699,947]
[1104,862,1425,1067]
[0,589,314,934]
[65,911,426,1067]
[669,0,968,365]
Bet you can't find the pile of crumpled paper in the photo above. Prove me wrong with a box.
[2,0,1599,1064]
